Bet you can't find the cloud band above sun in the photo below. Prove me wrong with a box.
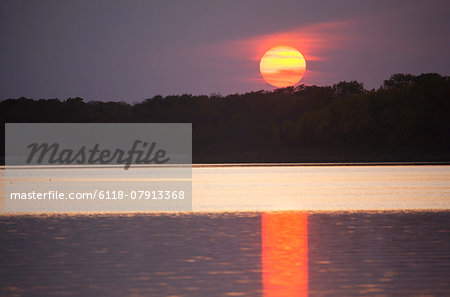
[195,20,354,89]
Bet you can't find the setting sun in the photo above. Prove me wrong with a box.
[260,46,306,88]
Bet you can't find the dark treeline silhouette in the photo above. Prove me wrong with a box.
[1,73,449,163]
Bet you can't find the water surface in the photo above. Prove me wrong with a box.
[193,165,450,211]
[1,211,449,297]
[1,165,449,296]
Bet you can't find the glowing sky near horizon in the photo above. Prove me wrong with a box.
[0,0,449,101]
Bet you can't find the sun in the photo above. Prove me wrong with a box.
[259,46,306,88]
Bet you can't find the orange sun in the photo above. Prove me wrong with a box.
[259,46,306,88]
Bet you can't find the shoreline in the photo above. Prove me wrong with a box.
[1,161,450,170]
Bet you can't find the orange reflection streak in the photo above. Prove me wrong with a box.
[262,212,308,297]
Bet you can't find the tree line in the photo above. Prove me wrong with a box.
[1,73,449,163]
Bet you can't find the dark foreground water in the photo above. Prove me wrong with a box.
[1,211,449,297]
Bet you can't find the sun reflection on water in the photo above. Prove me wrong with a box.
[262,212,308,297]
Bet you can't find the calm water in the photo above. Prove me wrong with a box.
[193,165,450,211]
[1,165,450,296]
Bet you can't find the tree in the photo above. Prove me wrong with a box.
[383,73,416,89]
[333,81,365,98]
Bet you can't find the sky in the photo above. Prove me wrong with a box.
[1,0,449,101]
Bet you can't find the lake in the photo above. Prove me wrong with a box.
[1,165,449,296]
